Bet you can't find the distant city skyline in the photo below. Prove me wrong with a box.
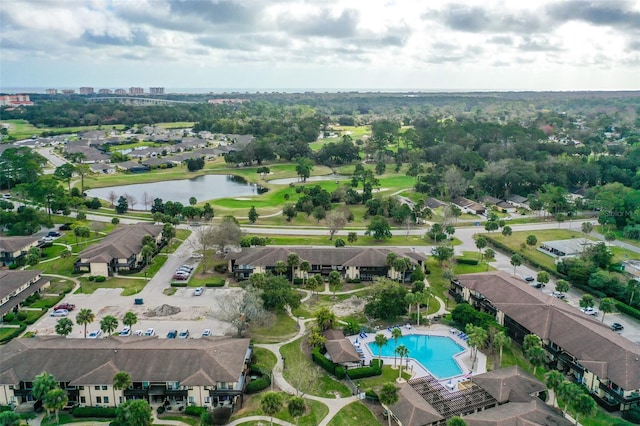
[1,0,639,91]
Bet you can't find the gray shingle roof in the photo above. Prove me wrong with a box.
[471,366,545,403]
[78,224,163,263]
[390,383,444,426]
[463,399,571,426]
[0,236,40,253]
[324,340,361,364]
[0,270,43,300]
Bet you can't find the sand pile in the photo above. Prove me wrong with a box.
[145,304,181,317]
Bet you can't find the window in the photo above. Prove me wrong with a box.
[8,385,13,390]
[81,397,86,403]
[205,396,211,403]
[102,385,108,390]
[119,397,123,404]
[79,386,85,390]
[94,386,100,390]
[96,397,102,403]
[189,397,194,404]
[103,396,109,403]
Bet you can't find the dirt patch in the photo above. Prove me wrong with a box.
[145,304,181,317]
[331,296,366,317]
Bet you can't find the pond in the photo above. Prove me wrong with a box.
[86,174,267,205]
[268,174,350,185]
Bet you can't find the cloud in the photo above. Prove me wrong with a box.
[432,3,545,34]
[546,0,640,30]
[277,8,360,39]
[81,30,151,47]
[517,36,564,52]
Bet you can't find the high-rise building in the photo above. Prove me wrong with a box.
[79,87,95,95]
[45,89,58,95]
[129,87,144,95]
[0,95,34,106]
[61,89,76,95]
[98,89,113,95]
[149,87,165,95]
[114,89,127,95]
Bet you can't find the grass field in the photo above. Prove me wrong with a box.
[231,393,329,426]
[250,312,299,343]
[1,119,127,140]
[326,402,381,426]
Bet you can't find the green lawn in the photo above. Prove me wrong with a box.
[251,347,278,373]
[261,234,431,247]
[354,365,411,389]
[76,276,148,296]
[129,255,169,278]
[1,119,127,140]
[280,337,351,398]
[40,413,113,425]
[231,393,329,426]
[250,312,299,343]
[158,414,199,425]
[326,402,381,426]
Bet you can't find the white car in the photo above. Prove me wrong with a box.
[87,330,102,338]
[178,329,190,339]
[42,236,55,243]
[133,329,144,336]
[580,307,599,316]
[193,287,203,296]
[191,253,203,259]
[202,329,211,337]
[144,328,155,336]
[50,309,69,317]
[119,326,131,336]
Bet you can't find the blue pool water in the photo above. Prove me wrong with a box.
[367,334,464,379]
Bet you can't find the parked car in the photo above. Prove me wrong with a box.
[193,287,203,296]
[167,329,178,339]
[173,274,189,280]
[551,291,565,299]
[50,309,69,317]
[42,236,55,243]
[611,323,624,332]
[532,282,544,289]
[144,328,155,336]
[580,307,599,316]
[202,329,212,337]
[59,223,72,231]
[178,265,194,272]
[2,193,11,199]
[54,303,75,311]
[119,326,131,336]
[178,329,190,339]
[191,252,203,259]
[523,276,535,282]
[88,330,102,339]
[47,231,61,237]
[133,329,144,336]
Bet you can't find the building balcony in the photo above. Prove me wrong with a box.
[124,388,149,397]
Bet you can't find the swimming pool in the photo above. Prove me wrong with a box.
[367,334,464,379]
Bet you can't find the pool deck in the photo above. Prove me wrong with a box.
[348,324,487,390]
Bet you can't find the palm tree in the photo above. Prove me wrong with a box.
[405,293,416,319]
[579,294,595,310]
[123,311,138,328]
[274,261,287,277]
[315,307,337,331]
[396,345,409,380]
[466,324,488,369]
[113,371,132,406]
[141,244,155,267]
[393,257,411,283]
[379,383,399,426]
[328,271,342,298]
[44,388,68,424]
[526,346,546,375]
[260,391,283,426]
[33,372,57,401]
[492,331,510,369]
[76,308,95,338]
[374,333,388,364]
[287,396,306,426]
[475,236,487,261]
[386,252,398,279]
[55,318,73,337]
[287,253,300,285]
[572,393,597,425]
[100,315,119,335]
[545,370,564,407]
[599,297,616,322]
[557,382,582,416]
[299,260,311,286]
[391,327,402,368]
[417,288,432,326]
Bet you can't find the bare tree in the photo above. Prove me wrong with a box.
[124,193,137,211]
[211,216,243,250]
[444,166,469,199]
[325,210,347,240]
[142,192,152,211]
[216,288,266,336]
[287,358,321,396]
[90,221,106,236]
[190,225,218,271]
[108,191,117,207]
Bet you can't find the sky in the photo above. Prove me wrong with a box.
[1,0,640,92]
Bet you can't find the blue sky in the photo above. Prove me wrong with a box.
[1,0,639,91]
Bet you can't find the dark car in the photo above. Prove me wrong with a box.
[47,231,61,237]
[54,303,75,311]
[167,329,178,339]
[533,282,544,289]
[611,323,624,332]
[524,276,535,282]
[59,223,72,231]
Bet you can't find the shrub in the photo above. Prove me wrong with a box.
[88,276,95,281]
[0,406,12,413]
[184,406,207,417]
[246,375,271,393]
[213,263,227,273]
[171,282,188,287]
[16,312,28,321]
[72,407,117,418]
[3,313,14,322]
[94,276,106,283]
[370,358,384,369]
[205,281,225,288]
[293,278,304,285]
[8,263,18,270]
[346,278,361,284]
[365,388,379,401]
[335,366,346,379]
[456,257,479,265]
[0,324,25,343]
[346,366,382,379]
[334,238,346,247]
[211,407,232,425]
[615,301,640,321]
[623,406,640,423]
[311,347,336,375]
[157,406,165,414]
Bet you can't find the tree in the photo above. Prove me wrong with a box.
[325,210,348,240]
[501,226,512,237]
[446,417,467,426]
[526,345,546,375]
[299,260,311,285]
[328,270,342,297]
[115,195,129,214]
[484,221,499,232]
[287,396,306,426]
[572,393,597,425]
[605,231,616,246]
[75,163,90,194]
[54,163,76,194]
[76,308,95,338]
[260,392,283,426]
[55,318,73,337]
[248,206,259,224]
[212,216,243,251]
[0,411,20,426]
[100,315,119,335]
[315,307,337,331]
[113,371,132,393]
[466,324,488,367]
[537,271,550,287]
[33,372,57,401]
[510,254,522,275]
[283,203,297,222]
[599,297,616,322]
[579,294,595,310]
[396,345,409,380]
[312,206,326,223]
[26,246,41,266]
[391,327,403,369]
[287,253,300,285]
[581,221,593,237]
[475,236,487,260]
[555,279,570,294]
[365,280,408,320]
[492,330,510,369]
[347,232,358,244]
[217,287,266,336]
[379,383,399,426]
[123,311,138,328]
[526,234,538,248]
[274,260,287,276]
[415,289,432,327]
[44,387,68,424]
[365,215,392,240]
[557,382,582,416]
[189,196,197,206]
[73,226,90,247]
[522,334,542,355]
[433,246,455,266]
[116,399,153,426]
[374,333,388,363]
[545,370,564,407]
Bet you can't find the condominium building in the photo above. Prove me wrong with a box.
[149,87,165,95]
[98,89,113,95]
[79,87,95,95]
[45,89,58,95]
[129,87,144,95]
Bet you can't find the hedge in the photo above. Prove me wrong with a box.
[365,389,379,401]
[311,347,336,375]
[206,282,225,287]
[184,406,207,417]
[246,375,271,393]
[335,366,346,380]
[456,257,479,265]
[72,407,117,418]
[370,358,384,369]
[171,282,188,287]
[95,276,106,282]
[346,278,361,283]
[0,324,26,343]
[346,366,382,379]
[293,278,304,285]
[615,301,640,321]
